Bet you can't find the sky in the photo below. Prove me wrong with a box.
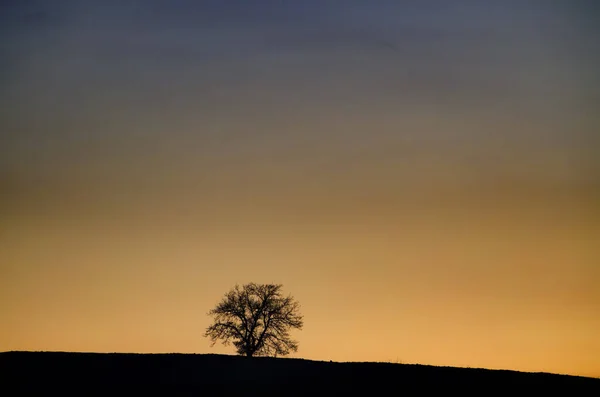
[1,0,599,378]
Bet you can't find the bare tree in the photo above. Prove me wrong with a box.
[204,283,304,357]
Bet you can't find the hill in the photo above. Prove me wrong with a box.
[1,351,598,395]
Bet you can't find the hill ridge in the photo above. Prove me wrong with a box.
[2,350,598,395]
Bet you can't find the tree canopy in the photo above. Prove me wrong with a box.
[204,283,303,357]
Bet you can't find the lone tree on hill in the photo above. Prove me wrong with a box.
[204,283,303,357]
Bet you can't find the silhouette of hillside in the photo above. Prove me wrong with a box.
[1,351,598,395]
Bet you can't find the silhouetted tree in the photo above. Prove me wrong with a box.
[204,283,304,357]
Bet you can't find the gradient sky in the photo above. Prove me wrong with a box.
[1,0,599,378]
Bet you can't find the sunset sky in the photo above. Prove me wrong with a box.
[1,1,599,378]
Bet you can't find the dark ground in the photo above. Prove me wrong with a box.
[1,351,598,396]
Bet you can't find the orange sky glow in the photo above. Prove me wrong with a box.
[1,1,599,378]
